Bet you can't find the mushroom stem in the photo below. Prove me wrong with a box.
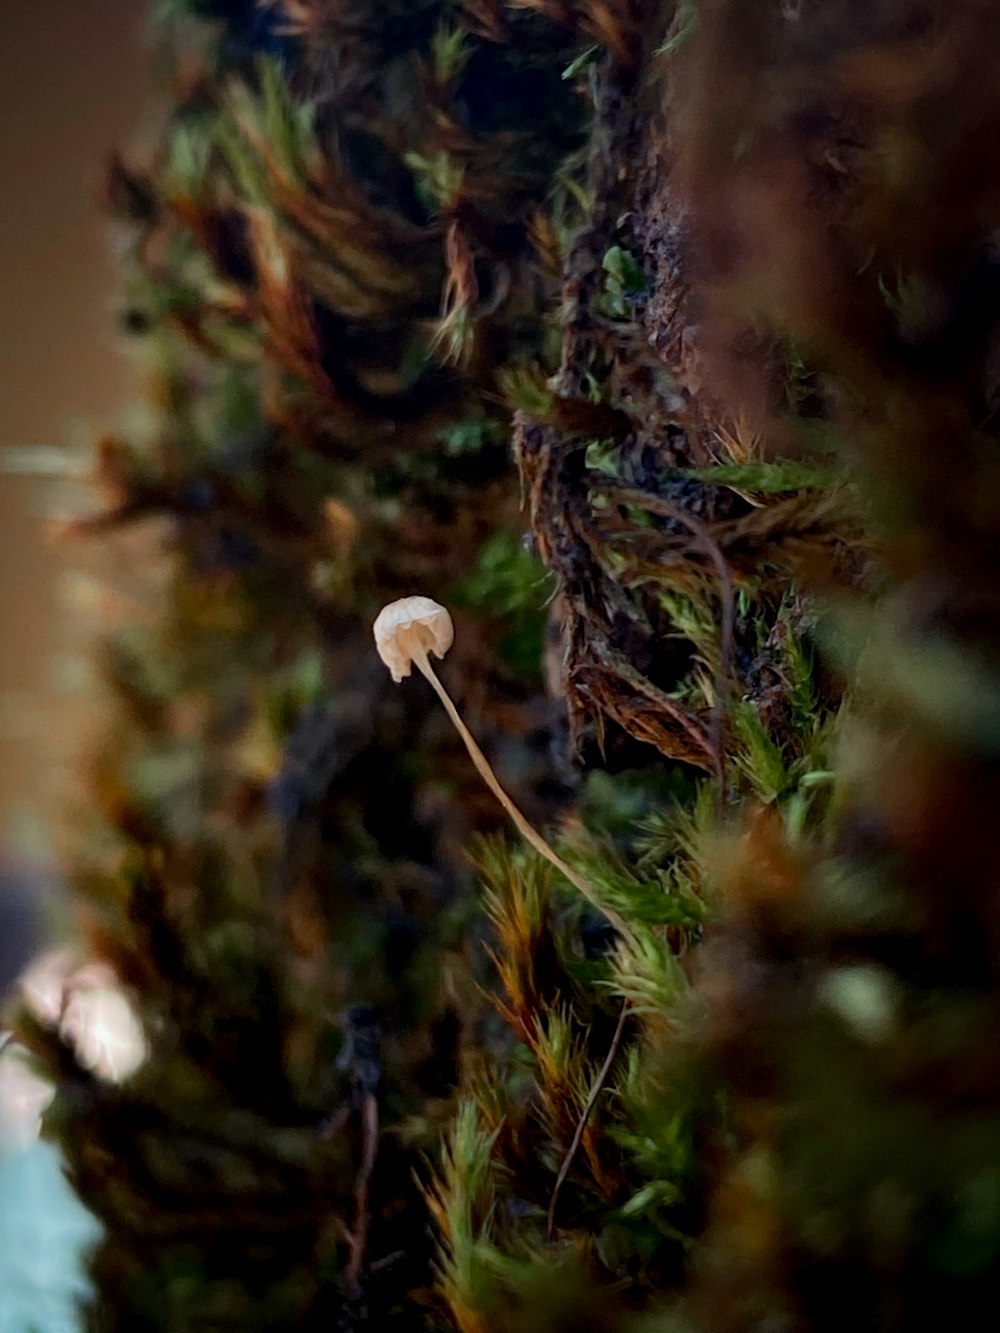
[412,648,629,937]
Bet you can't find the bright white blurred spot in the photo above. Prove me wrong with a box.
[60,980,147,1084]
[18,949,147,1084]
[0,1039,54,1155]
[820,963,899,1044]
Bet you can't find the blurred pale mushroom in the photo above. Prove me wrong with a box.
[373,596,627,935]
[373,595,454,683]
[59,969,147,1084]
[19,950,147,1085]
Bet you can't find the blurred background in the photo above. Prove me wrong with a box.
[0,0,148,847]
[1,7,149,1329]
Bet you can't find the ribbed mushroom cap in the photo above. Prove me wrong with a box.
[373,596,455,682]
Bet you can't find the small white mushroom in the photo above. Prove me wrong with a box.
[373,595,454,683]
[373,596,626,935]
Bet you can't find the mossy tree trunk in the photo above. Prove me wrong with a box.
[11,3,1000,1331]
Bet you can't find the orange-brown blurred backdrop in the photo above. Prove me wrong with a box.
[0,1,149,844]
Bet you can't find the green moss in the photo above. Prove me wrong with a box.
[451,531,553,679]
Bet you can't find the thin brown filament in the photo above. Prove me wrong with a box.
[412,647,631,938]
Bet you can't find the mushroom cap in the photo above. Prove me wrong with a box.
[373,596,455,682]
[60,979,147,1084]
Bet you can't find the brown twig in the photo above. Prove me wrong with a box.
[546,1000,630,1240]
[344,1090,379,1295]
